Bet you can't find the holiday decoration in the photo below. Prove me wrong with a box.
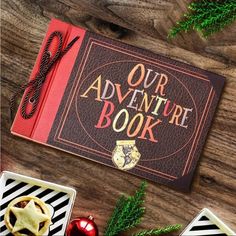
[169,0,236,38]
[11,19,225,192]
[66,216,98,236]
[104,182,181,236]
[180,208,235,236]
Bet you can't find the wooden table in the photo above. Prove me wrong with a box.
[1,0,236,235]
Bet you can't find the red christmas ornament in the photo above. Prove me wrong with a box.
[66,216,98,236]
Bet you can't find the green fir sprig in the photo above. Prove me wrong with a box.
[168,0,236,38]
[133,224,182,236]
[104,182,181,236]
[104,182,147,236]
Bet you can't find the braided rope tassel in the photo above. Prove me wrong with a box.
[10,31,79,120]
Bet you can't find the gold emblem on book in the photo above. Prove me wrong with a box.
[112,140,141,170]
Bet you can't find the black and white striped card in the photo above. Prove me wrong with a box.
[181,208,235,236]
[0,171,76,236]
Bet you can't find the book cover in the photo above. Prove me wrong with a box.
[11,19,225,191]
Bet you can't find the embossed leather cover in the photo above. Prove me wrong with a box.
[11,19,225,191]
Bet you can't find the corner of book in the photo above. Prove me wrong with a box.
[48,17,71,29]
[169,171,194,193]
[10,111,36,139]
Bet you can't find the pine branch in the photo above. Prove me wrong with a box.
[132,224,182,236]
[168,0,236,38]
[104,182,147,236]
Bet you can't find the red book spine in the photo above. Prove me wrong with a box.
[11,19,86,142]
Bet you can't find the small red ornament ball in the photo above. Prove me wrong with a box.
[66,216,98,236]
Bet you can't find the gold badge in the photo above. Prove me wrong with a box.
[112,140,141,170]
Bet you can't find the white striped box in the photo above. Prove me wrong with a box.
[0,171,76,236]
[181,208,235,236]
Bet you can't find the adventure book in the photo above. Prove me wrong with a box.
[11,19,225,191]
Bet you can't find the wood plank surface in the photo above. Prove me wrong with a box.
[1,0,236,235]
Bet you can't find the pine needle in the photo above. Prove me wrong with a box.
[168,0,236,38]
[133,224,182,236]
[104,182,147,236]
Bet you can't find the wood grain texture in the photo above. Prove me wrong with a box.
[1,0,236,235]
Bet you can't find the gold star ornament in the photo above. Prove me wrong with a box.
[4,196,51,236]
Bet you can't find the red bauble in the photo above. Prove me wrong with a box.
[66,216,98,236]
